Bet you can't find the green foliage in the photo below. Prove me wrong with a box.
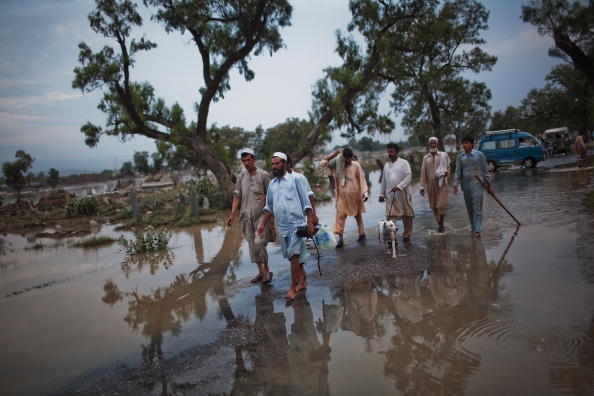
[73,0,293,203]
[133,151,150,174]
[118,226,172,255]
[2,150,34,199]
[489,64,594,134]
[522,0,594,86]
[120,161,134,177]
[66,196,101,217]
[47,168,59,187]
[259,118,330,160]
[186,177,225,210]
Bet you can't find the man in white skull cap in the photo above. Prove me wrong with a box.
[227,148,275,284]
[257,152,315,300]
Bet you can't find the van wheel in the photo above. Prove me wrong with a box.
[522,157,536,168]
[487,161,497,172]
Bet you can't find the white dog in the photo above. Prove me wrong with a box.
[378,220,398,258]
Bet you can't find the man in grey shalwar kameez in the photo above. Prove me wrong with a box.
[453,136,493,239]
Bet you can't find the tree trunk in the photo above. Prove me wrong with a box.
[424,84,444,149]
[190,139,235,207]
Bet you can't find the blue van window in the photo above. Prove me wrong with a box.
[498,139,515,149]
[482,141,496,150]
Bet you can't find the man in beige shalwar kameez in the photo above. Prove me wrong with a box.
[420,137,450,233]
[321,148,368,248]
[379,143,415,242]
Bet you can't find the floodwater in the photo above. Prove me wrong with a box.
[0,164,593,395]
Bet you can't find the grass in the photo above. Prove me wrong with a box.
[71,236,116,248]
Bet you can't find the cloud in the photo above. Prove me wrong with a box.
[0,78,41,88]
[485,28,552,57]
[0,111,50,123]
[0,91,82,110]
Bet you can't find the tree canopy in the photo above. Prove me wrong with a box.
[522,0,594,88]
[73,0,292,203]
[2,150,34,200]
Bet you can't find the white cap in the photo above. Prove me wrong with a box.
[428,137,438,144]
[272,152,287,161]
[239,148,255,157]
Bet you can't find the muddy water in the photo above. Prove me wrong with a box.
[0,167,593,395]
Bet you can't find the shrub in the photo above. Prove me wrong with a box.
[66,196,100,216]
[187,177,225,210]
[118,226,172,255]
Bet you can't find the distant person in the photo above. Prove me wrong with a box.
[257,152,315,300]
[420,137,450,233]
[226,148,275,284]
[321,148,368,248]
[575,131,588,168]
[379,143,414,242]
[453,136,493,239]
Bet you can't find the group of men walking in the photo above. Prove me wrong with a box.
[227,136,492,300]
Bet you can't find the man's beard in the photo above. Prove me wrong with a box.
[430,147,437,153]
[388,154,398,161]
[272,168,284,177]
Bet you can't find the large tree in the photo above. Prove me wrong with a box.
[2,150,34,200]
[489,64,593,134]
[522,0,594,88]
[73,0,291,204]
[291,0,426,163]
[383,0,496,145]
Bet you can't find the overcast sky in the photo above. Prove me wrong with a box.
[0,0,561,173]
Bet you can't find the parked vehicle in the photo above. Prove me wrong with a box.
[541,127,572,156]
[478,129,546,171]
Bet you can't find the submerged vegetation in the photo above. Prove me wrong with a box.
[118,227,172,256]
[72,236,116,249]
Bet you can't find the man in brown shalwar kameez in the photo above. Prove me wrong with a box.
[227,148,275,284]
[321,148,368,248]
[420,137,450,233]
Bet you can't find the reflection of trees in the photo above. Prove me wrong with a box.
[102,225,242,363]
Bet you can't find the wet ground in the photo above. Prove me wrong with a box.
[1,154,593,395]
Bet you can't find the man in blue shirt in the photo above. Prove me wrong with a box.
[257,152,315,300]
[453,136,493,239]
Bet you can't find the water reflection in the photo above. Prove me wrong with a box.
[102,225,242,362]
[230,291,332,395]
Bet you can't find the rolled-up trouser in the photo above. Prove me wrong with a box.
[241,214,271,264]
[334,210,364,236]
[280,231,307,262]
[462,183,483,233]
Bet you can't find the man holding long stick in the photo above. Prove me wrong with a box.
[453,136,493,239]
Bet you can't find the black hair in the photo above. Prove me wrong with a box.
[386,143,399,151]
[342,147,354,158]
[461,136,474,144]
[286,155,293,165]
[240,152,255,160]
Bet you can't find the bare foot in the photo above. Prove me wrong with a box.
[296,281,307,292]
[285,288,297,300]
[474,232,481,239]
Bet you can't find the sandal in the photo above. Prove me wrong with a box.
[262,272,273,284]
[250,274,264,283]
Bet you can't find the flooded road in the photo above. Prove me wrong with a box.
[0,165,593,395]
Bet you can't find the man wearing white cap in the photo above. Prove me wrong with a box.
[227,148,275,284]
[420,137,450,233]
[257,152,315,300]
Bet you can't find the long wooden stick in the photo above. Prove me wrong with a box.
[474,175,521,226]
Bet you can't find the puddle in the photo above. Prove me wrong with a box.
[1,168,593,395]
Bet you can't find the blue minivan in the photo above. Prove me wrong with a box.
[478,129,546,171]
